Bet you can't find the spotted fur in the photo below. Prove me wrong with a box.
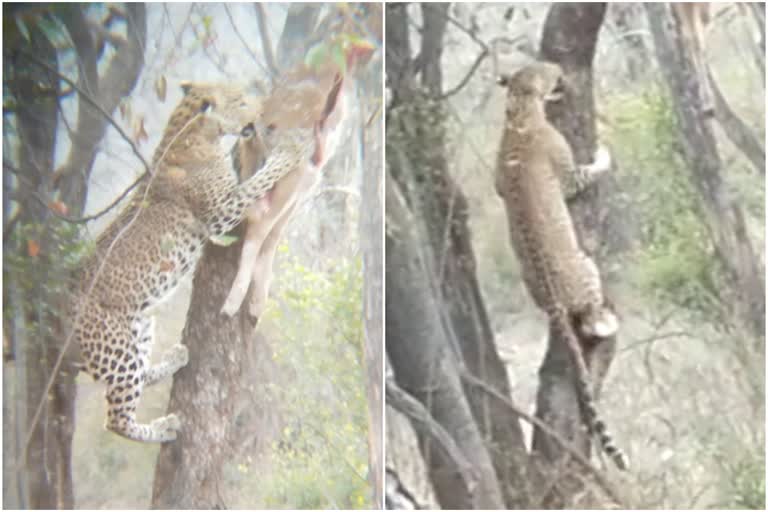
[73,83,316,442]
[494,61,628,470]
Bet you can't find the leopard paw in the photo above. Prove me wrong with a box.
[165,344,189,370]
[151,414,182,442]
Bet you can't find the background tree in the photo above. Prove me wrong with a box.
[3,4,146,508]
[646,3,765,341]
[386,2,764,509]
[387,3,529,509]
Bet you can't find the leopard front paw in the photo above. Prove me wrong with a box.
[592,145,612,173]
[583,308,619,338]
[165,344,189,370]
[151,413,182,442]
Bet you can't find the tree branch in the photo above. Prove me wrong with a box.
[386,378,477,490]
[5,160,145,224]
[223,4,271,79]
[709,69,765,174]
[437,48,488,100]
[458,369,624,507]
[254,3,280,79]
[12,50,151,179]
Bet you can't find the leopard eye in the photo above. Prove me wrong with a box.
[241,123,255,137]
[200,100,212,113]
[266,123,276,134]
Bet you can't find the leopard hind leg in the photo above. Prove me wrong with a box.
[105,380,181,442]
[129,316,189,387]
[98,314,181,442]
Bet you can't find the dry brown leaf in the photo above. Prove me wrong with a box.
[155,75,167,102]
[133,115,149,145]
[27,239,40,258]
[48,200,68,216]
[119,98,132,122]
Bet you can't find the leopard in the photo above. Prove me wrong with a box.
[72,82,320,442]
[494,61,628,470]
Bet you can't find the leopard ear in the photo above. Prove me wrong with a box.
[180,81,194,96]
[240,123,255,138]
[245,79,268,95]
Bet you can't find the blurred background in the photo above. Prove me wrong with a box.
[3,3,382,509]
[386,2,763,509]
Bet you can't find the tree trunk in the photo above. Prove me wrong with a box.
[11,23,60,509]
[276,3,321,69]
[386,3,529,508]
[360,80,384,510]
[531,4,618,506]
[151,233,254,509]
[386,173,503,510]
[5,4,145,508]
[646,3,765,341]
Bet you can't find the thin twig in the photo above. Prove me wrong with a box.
[223,4,270,78]
[5,159,146,225]
[620,331,690,353]
[437,48,489,100]
[459,369,625,506]
[254,3,279,79]
[386,378,477,490]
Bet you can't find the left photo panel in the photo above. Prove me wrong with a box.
[2,3,383,509]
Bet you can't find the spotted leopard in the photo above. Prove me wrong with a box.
[73,83,317,442]
[495,61,628,470]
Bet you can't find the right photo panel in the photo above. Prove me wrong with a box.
[385,2,765,510]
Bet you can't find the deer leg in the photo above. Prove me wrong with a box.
[248,202,299,321]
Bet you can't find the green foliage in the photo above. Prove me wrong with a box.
[254,247,370,509]
[386,94,448,192]
[725,453,766,509]
[3,217,89,336]
[712,438,766,509]
[603,89,722,315]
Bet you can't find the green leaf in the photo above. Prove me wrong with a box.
[209,234,239,247]
[331,43,346,75]
[202,15,213,33]
[304,42,329,71]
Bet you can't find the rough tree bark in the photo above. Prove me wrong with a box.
[3,5,146,508]
[386,3,529,508]
[646,3,765,341]
[531,4,619,507]
[7,22,61,511]
[150,236,255,509]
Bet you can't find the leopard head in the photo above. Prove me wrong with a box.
[153,82,263,168]
[498,61,566,100]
